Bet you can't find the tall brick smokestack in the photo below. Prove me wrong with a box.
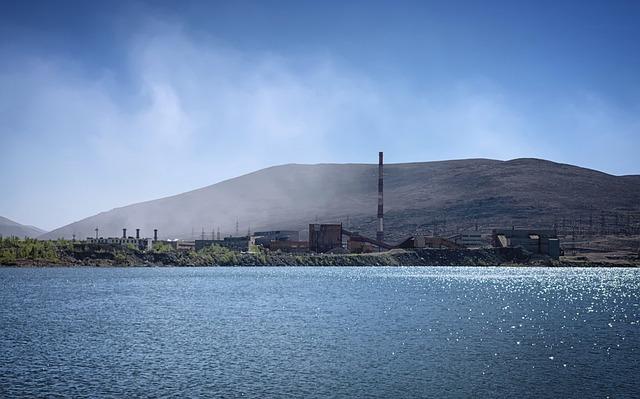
[153,229,158,241]
[122,228,127,239]
[136,229,140,239]
[377,151,384,243]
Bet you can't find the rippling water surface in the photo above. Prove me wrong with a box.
[1,267,639,398]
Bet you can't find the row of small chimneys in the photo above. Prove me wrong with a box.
[121,228,158,241]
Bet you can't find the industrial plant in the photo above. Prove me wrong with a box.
[79,152,564,261]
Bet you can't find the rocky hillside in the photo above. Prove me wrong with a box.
[0,216,46,238]
[40,158,640,243]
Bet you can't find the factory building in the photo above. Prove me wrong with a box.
[309,223,342,253]
[164,240,196,251]
[86,227,153,249]
[449,233,487,248]
[252,230,300,248]
[148,239,194,251]
[86,237,152,250]
[492,229,561,259]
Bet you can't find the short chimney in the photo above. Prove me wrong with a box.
[122,228,127,239]
[136,229,140,239]
[154,229,158,241]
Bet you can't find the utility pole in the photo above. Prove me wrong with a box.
[443,214,447,236]
[577,217,582,237]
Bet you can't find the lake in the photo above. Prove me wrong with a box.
[1,266,638,398]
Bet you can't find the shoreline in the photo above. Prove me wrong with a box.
[2,248,638,268]
[2,239,638,268]
[2,264,638,268]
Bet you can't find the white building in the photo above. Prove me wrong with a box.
[449,233,487,248]
[86,237,152,250]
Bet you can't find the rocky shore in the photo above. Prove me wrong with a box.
[2,240,637,267]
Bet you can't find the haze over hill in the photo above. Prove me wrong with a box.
[0,216,46,238]
[40,158,640,243]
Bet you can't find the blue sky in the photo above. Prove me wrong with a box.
[1,0,639,230]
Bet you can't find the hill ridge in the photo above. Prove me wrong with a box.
[39,158,640,241]
[0,216,46,238]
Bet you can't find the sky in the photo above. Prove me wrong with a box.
[1,0,639,231]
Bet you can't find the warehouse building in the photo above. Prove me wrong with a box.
[448,233,487,248]
[492,229,561,259]
[86,228,152,250]
[252,230,300,249]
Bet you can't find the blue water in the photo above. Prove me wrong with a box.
[1,267,638,398]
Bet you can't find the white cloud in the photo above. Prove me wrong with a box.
[1,22,638,229]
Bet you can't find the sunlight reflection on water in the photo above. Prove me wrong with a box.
[0,266,638,397]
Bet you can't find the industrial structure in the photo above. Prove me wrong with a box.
[85,227,166,250]
[395,236,463,249]
[163,240,196,251]
[86,227,154,250]
[77,152,564,261]
[492,229,561,259]
[251,230,300,248]
[346,234,377,253]
[448,233,487,248]
[309,223,343,253]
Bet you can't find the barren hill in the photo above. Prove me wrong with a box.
[40,158,640,242]
[0,216,46,238]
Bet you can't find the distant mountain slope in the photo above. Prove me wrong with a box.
[0,216,46,238]
[40,158,640,242]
